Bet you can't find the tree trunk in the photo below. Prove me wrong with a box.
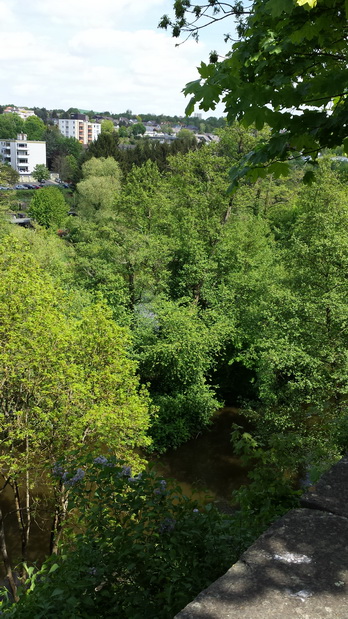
[50,485,68,555]
[0,503,18,602]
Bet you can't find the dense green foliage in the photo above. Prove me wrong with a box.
[0,121,347,616]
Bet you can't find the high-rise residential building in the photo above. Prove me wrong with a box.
[58,117,101,145]
[0,133,46,177]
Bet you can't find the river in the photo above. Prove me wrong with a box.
[152,407,250,510]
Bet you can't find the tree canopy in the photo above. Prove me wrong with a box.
[28,186,69,227]
[32,164,50,182]
[160,0,348,190]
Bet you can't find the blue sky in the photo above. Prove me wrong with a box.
[0,0,235,116]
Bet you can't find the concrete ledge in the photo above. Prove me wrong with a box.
[175,456,348,619]
[175,508,348,618]
[301,456,348,518]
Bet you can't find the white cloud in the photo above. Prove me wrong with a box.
[29,0,166,29]
[0,0,226,116]
[0,0,16,25]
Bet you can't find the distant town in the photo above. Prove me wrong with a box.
[0,104,225,181]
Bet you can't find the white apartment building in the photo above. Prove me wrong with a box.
[58,118,101,145]
[0,134,46,177]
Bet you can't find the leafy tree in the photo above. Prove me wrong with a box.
[32,164,50,182]
[111,160,173,307]
[33,107,49,123]
[101,119,115,133]
[62,135,84,159]
[43,126,65,168]
[134,299,222,451]
[23,115,46,141]
[161,0,348,189]
[0,113,23,139]
[69,160,169,316]
[52,153,78,181]
[162,145,233,303]
[44,127,83,169]
[131,122,146,136]
[84,131,120,160]
[65,107,79,117]
[161,123,173,134]
[176,128,197,148]
[0,162,18,186]
[231,160,348,500]
[77,156,122,214]
[118,125,130,138]
[28,186,69,227]
[4,223,79,292]
[0,235,152,598]
[0,163,19,214]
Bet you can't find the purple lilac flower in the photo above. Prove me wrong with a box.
[65,468,85,487]
[52,462,65,478]
[119,465,132,478]
[129,473,142,483]
[94,456,108,465]
[159,518,176,534]
[154,479,167,495]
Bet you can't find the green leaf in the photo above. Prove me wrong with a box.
[303,170,315,184]
[267,161,290,178]
[343,137,348,155]
[265,0,294,17]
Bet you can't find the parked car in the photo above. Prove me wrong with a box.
[15,184,27,190]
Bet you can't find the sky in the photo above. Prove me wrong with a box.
[0,0,235,118]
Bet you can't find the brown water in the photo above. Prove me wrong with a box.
[0,484,52,575]
[151,407,250,509]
